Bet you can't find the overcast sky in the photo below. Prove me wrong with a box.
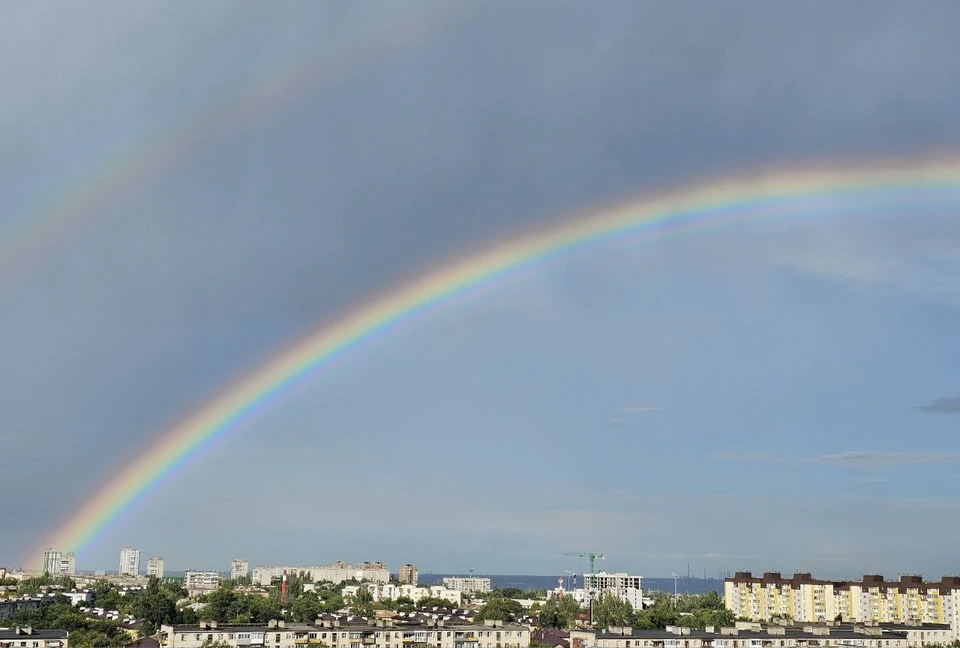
[3,2,960,580]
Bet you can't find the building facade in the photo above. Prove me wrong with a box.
[184,570,221,596]
[724,572,960,631]
[342,583,462,606]
[0,627,68,648]
[160,619,528,648]
[147,557,165,579]
[119,548,141,577]
[398,565,419,586]
[42,550,76,577]
[569,623,947,648]
[442,577,492,594]
[252,562,390,587]
[231,559,250,581]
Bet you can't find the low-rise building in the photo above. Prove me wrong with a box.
[160,619,528,648]
[0,627,68,648]
[442,577,491,594]
[64,591,92,606]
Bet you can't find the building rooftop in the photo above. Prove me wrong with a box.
[0,629,69,640]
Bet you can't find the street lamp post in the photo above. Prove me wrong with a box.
[672,573,678,610]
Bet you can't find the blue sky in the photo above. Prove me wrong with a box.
[2,2,960,579]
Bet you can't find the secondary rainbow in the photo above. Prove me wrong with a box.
[30,155,960,565]
[0,4,460,281]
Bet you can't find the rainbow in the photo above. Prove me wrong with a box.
[0,4,463,282]
[29,155,960,565]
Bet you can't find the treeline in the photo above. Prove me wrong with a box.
[537,591,734,631]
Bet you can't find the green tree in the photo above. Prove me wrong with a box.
[591,592,633,629]
[538,596,581,629]
[417,597,458,610]
[475,597,524,622]
[130,579,177,631]
[349,587,374,617]
[291,592,323,622]
[90,580,124,612]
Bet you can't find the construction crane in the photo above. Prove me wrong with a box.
[563,552,605,589]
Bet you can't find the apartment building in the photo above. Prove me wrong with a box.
[119,548,141,577]
[184,570,220,596]
[232,559,250,581]
[160,618,529,648]
[724,572,960,630]
[147,557,165,579]
[399,565,419,586]
[442,577,492,594]
[570,624,924,648]
[42,550,75,577]
[343,583,462,607]
[252,563,390,587]
[0,627,68,648]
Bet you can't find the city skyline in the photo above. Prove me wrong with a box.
[3,2,960,575]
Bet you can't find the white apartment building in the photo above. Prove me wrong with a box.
[119,548,141,576]
[42,549,76,576]
[147,557,165,579]
[343,583,463,606]
[252,562,390,586]
[184,570,221,596]
[547,571,644,611]
[442,577,492,594]
[231,559,250,581]
[160,619,529,648]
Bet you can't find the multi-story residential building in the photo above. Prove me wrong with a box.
[42,549,76,576]
[570,623,951,648]
[231,559,250,581]
[119,548,141,576]
[252,562,390,587]
[0,627,69,648]
[355,562,391,583]
[398,564,419,586]
[160,618,529,648]
[724,572,960,631]
[184,570,220,596]
[147,557,165,579]
[442,577,492,594]
[343,583,463,606]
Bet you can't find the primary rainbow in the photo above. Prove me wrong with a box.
[30,155,960,566]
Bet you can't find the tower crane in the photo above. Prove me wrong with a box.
[563,552,605,590]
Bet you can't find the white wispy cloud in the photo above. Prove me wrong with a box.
[805,451,960,468]
[713,451,788,464]
[608,417,630,425]
[716,450,960,469]
[619,406,663,412]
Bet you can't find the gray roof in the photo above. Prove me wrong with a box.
[0,630,68,640]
